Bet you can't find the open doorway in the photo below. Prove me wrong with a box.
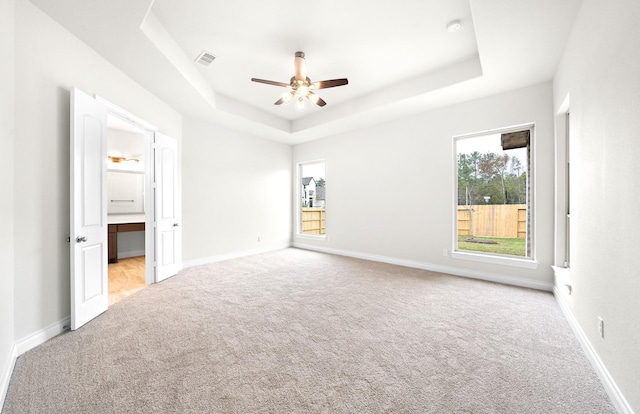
[106,116,149,306]
[71,88,181,329]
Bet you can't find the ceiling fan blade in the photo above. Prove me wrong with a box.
[294,51,307,81]
[274,91,295,105]
[311,78,349,90]
[251,78,289,88]
[307,91,326,107]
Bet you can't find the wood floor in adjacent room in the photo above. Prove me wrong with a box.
[108,256,145,306]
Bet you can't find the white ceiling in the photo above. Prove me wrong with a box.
[152,0,478,119]
[28,0,583,145]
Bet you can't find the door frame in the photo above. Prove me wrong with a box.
[97,96,157,285]
[72,90,182,330]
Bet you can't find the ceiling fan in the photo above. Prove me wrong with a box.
[251,51,348,108]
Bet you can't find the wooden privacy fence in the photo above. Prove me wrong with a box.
[302,208,325,234]
[458,204,526,238]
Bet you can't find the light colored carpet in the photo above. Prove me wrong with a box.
[3,248,615,413]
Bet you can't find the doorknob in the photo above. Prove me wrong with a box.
[76,236,87,243]
[173,223,179,227]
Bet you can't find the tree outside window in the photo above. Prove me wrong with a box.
[455,127,533,258]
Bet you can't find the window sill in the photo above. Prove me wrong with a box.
[296,233,327,241]
[451,251,538,269]
[552,266,571,287]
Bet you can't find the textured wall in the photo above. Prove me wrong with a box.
[13,0,181,340]
[181,117,292,262]
[293,82,555,287]
[554,0,640,411]
[0,0,16,408]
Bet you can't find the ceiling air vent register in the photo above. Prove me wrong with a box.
[195,51,216,66]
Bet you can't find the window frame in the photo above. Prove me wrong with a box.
[563,112,571,268]
[451,124,538,269]
[297,160,327,240]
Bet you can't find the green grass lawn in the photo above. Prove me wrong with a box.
[457,235,526,257]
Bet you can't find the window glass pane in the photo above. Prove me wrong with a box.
[300,162,325,235]
[456,130,531,258]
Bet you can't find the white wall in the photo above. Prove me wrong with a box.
[0,0,16,408]
[13,0,182,340]
[554,0,640,411]
[181,117,292,263]
[293,82,555,288]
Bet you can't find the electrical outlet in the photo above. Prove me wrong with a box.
[598,317,604,339]
[442,249,449,257]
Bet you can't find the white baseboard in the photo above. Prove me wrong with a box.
[15,317,70,356]
[554,288,634,414]
[1,316,70,411]
[294,243,553,291]
[0,344,18,413]
[182,243,292,269]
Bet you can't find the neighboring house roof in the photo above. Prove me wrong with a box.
[316,186,325,201]
[302,177,315,186]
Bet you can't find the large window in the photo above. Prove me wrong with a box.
[298,161,326,236]
[454,125,535,266]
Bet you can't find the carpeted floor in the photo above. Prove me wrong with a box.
[3,248,615,413]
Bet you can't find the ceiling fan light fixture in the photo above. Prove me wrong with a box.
[297,84,309,97]
[281,91,294,103]
[295,96,305,110]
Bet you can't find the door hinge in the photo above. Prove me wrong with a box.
[66,236,71,243]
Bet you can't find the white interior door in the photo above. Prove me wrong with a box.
[70,88,108,330]
[155,132,182,281]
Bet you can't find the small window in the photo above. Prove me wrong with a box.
[454,126,534,264]
[299,161,326,236]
